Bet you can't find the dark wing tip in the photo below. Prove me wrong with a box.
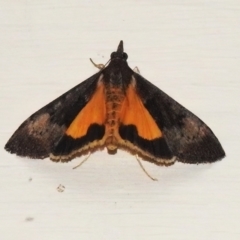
[176,134,226,164]
[4,136,49,159]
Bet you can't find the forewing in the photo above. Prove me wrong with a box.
[5,72,102,159]
[133,73,225,163]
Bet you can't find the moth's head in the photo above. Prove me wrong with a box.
[110,41,128,61]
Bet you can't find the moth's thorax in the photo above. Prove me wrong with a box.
[105,83,125,151]
[103,60,132,87]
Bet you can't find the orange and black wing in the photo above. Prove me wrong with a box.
[5,72,106,161]
[118,80,174,165]
[124,72,225,164]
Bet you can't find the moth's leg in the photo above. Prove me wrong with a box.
[90,58,106,70]
[73,153,91,170]
[133,66,140,74]
[136,155,158,181]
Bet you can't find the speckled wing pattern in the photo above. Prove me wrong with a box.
[133,72,225,164]
[5,41,225,165]
[5,72,102,159]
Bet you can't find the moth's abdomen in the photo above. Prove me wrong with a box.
[105,85,125,151]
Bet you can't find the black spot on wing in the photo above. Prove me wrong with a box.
[52,124,105,158]
[119,124,173,160]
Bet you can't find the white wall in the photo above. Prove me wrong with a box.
[0,1,239,240]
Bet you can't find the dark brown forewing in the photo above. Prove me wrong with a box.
[133,73,225,163]
[5,72,101,159]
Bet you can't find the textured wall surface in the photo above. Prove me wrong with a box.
[0,1,239,239]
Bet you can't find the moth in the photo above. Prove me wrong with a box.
[5,41,225,166]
